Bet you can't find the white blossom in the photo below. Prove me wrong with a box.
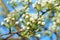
[9,1,13,4]
[25,15,29,19]
[37,1,40,4]
[44,30,51,36]
[13,0,17,2]
[22,27,26,29]
[54,3,58,6]
[38,21,41,24]
[32,20,35,23]
[15,21,19,24]
[4,18,8,21]
[32,4,35,8]
[30,17,34,21]
[27,22,30,25]
[1,22,4,25]
[6,19,9,23]
[15,7,21,12]
[38,18,41,20]
[18,0,21,2]
[27,27,30,29]
[49,25,56,31]
[41,22,45,25]
[12,18,15,20]
[53,22,56,25]
[35,34,41,37]
[22,14,25,18]
[21,25,26,29]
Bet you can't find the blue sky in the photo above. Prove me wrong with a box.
[0,0,56,40]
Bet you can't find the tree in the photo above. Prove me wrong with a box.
[0,0,60,40]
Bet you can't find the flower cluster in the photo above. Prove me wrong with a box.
[44,30,52,36]
[18,13,45,37]
[49,12,60,33]
[1,0,60,39]
[20,13,45,26]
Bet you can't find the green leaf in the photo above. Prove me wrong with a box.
[56,23,60,26]
[36,4,42,11]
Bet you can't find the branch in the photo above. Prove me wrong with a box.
[41,4,60,16]
[0,0,9,17]
[0,29,25,40]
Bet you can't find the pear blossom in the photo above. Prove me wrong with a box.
[2,0,60,39]
[6,19,10,23]
[4,18,8,21]
[32,20,35,23]
[12,18,15,20]
[49,25,56,31]
[35,34,41,37]
[21,25,26,29]
[27,27,30,30]
[13,0,17,2]
[27,22,30,25]
[44,30,51,36]
[25,15,29,19]
[15,7,22,12]
[38,21,41,24]
[37,1,40,4]
[18,0,21,2]
[1,22,4,25]
[22,14,25,18]
[32,4,36,8]
[30,17,34,21]
[53,22,56,25]
[4,18,10,23]
[15,21,19,24]
[22,26,26,30]
[41,22,45,25]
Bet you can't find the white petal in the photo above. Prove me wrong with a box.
[15,21,19,24]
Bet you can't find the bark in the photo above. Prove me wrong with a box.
[0,0,9,16]
[2,37,29,40]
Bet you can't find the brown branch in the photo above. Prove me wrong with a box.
[0,29,25,37]
[0,29,25,40]
[0,0,9,16]
[41,4,60,16]
[3,34,13,40]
